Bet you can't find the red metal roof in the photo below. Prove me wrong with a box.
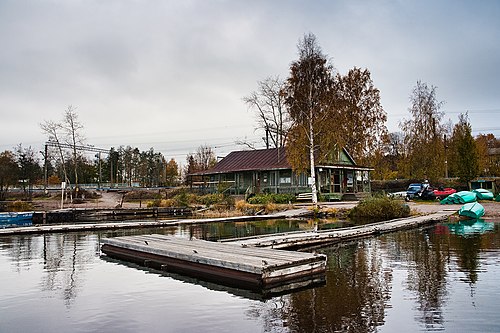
[191,147,372,176]
[200,147,290,174]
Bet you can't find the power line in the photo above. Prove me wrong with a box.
[45,141,109,154]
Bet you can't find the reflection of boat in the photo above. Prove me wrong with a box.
[0,211,33,228]
[473,188,494,200]
[458,202,485,219]
[447,219,494,236]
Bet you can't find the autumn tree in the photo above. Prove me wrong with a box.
[335,67,387,163]
[165,158,179,186]
[284,33,340,204]
[400,81,446,182]
[0,150,19,200]
[449,113,479,184]
[194,145,217,171]
[184,145,217,184]
[368,133,400,180]
[475,133,500,176]
[243,76,290,148]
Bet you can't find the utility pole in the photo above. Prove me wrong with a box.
[444,134,448,178]
[41,144,48,193]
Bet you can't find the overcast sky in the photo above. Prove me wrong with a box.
[1,0,499,164]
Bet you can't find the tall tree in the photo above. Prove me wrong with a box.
[62,106,85,195]
[475,133,500,176]
[41,105,86,198]
[336,67,387,163]
[41,119,70,188]
[15,144,42,199]
[165,158,179,186]
[284,33,340,204]
[184,145,217,185]
[243,76,290,148]
[449,113,479,184]
[0,150,19,201]
[194,145,217,171]
[400,81,446,182]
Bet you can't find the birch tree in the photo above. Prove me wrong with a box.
[284,33,340,204]
[400,81,446,182]
[41,105,85,199]
[62,106,85,194]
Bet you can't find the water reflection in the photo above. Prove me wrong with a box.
[0,220,499,332]
[389,229,449,330]
[283,241,391,332]
[0,233,98,307]
[446,219,495,237]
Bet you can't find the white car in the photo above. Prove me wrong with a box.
[387,191,407,199]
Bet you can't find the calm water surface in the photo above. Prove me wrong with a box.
[0,219,499,333]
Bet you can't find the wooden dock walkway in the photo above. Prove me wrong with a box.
[222,211,454,250]
[101,234,327,293]
[0,213,291,236]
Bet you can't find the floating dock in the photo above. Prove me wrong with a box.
[101,234,327,293]
[222,211,453,249]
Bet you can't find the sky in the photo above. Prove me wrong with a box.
[1,0,499,165]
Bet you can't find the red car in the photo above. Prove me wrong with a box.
[433,187,456,200]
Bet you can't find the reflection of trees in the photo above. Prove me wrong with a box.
[449,227,499,299]
[391,229,449,330]
[452,234,483,285]
[271,241,392,333]
[2,233,98,307]
[180,220,310,241]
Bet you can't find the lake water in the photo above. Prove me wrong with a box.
[1,218,499,333]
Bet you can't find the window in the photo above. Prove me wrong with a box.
[280,171,292,185]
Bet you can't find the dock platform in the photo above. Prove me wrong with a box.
[101,234,327,293]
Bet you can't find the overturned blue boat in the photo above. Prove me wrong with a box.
[458,202,485,219]
[0,211,34,228]
[440,191,477,204]
[473,188,494,200]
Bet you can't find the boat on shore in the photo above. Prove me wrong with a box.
[473,188,494,200]
[458,202,485,219]
[440,191,477,204]
[0,212,34,228]
[433,187,456,199]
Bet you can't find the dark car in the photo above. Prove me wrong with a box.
[406,183,423,200]
[406,182,436,201]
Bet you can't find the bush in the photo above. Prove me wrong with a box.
[198,193,225,206]
[6,200,34,212]
[235,200,252,211]
[247,193,295,205]
[348,195,411,222]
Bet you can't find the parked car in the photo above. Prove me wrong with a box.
[406,182,436,201]
[388,191,407,199]
[406,183,423,200]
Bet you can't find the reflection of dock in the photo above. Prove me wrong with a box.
[101,234,327,293]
